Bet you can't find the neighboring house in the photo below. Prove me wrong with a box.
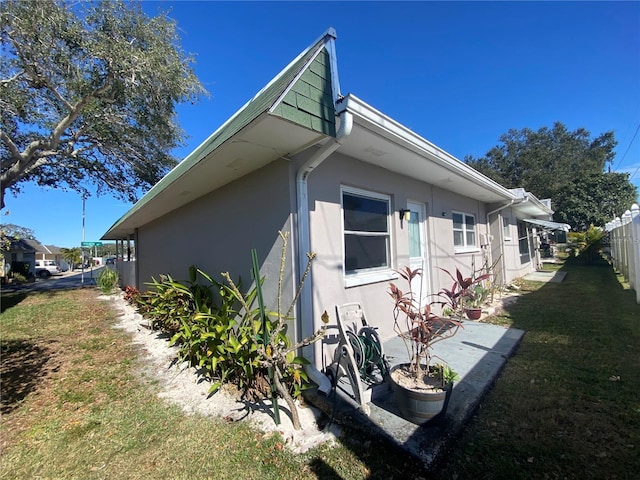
[1,236,36,280]
[23,239,69,271]
[102,29,562,366]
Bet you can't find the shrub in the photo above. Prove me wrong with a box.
[11,272,27,283]
[567,225,605,264]
[97,267,119,294]
[129,232,326,430]
[132,274,198,336]
[123,285,140,305]
[10,261,30,277]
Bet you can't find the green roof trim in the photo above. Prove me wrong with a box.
[102,29,339,239]
[270,47,336,136]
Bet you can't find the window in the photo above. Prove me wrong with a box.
[452,212,477,250]
[342,188,390,274]
[517,221,531,263]
[408,211,421,259]
[503,216,512,241]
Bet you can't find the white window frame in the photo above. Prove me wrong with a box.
[452,211,479,253]
[341,186,396,288]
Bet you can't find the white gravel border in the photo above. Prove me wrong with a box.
[101,293,341,453]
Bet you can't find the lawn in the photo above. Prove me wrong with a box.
[1,255,639,479]
[0,289,421,479]
[433,256,640,479]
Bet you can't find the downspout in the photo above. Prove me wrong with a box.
[297,109,353,380]
[486,196,528,286]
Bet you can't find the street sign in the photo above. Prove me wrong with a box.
[81,241,103,247]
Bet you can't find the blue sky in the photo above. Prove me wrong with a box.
[3,1,639,248]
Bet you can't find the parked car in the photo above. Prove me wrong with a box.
[35,260,62,278]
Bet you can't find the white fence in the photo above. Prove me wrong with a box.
[605,204,640,304]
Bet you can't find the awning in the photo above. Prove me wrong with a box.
[523,219,571,232]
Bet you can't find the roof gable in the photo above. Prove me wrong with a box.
[23,238,50,253]
[270,46,336,136]
[103,29,339,240]
[6,236,36,252]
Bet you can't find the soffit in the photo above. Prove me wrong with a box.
[513,201,552,218]
[102,115,325,239]
[336,96,516,204]
[102,29,338,240]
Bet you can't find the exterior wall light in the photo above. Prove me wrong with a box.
[399,209,411,227]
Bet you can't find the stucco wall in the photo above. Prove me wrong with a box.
[117,260,136,288]
[300,151,492,367]
[135,159,297,333]
[499,208,535,282]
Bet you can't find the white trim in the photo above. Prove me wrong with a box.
[454,247,482,255]
[340,186,392,277]
[452,211,478,250]
[337,95,516,201]
[344,269,398,288]
[341,184,390,200]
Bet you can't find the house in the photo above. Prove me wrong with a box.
[102,29,560,366]
[1,236,36,281]
[23,239,69,271]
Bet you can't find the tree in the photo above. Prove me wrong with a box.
[0,0,207,209]
[0,222,36,256]
[96,243,117,257]
[465,122,637,229]
[555,172,637,230]
[0,223,36,240]
[60,246,81,270]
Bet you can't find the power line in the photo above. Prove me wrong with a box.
[614,122,640,172]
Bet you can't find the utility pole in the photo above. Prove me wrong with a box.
[81,195,86,287]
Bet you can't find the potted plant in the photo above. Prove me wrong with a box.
[388,266,491,423]
[387,267,464,424]
[462,283,490,320]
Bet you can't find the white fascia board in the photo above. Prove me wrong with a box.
[510,189,554,217]
[337,94,516,201]
[525,192,554,216]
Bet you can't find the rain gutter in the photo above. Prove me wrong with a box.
[486,195,528,286]
[296,109,353,364]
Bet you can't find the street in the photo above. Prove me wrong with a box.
[2,266,106,293]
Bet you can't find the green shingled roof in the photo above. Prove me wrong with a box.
[271,46,336,136]
[102,29,338,239]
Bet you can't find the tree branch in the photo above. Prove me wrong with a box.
[0,70,25,85]
[0,130,23,161]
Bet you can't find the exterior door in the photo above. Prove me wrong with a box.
[407,201,430,305]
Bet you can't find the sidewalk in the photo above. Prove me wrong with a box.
[306,319,525,470]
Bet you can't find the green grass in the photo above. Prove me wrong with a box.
[433,255,640,479]
[1,256,639,479]
[0,289,422,480]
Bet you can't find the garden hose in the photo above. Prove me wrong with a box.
[347,327,387,380]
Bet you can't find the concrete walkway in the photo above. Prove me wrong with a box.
[524,270,567,283]
[307,269,567,470]
[306,319,525,470]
